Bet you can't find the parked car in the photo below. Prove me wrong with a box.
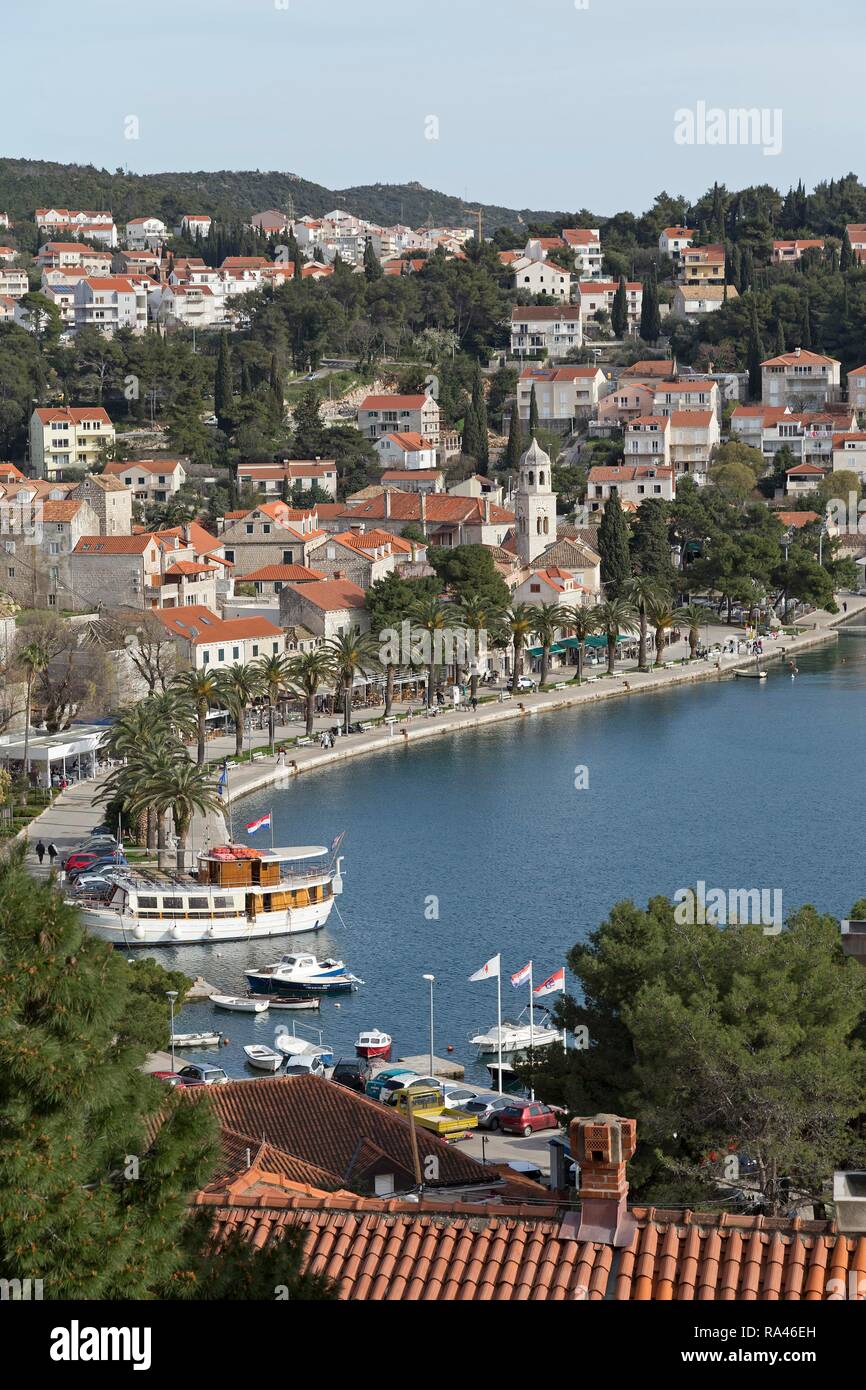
[516,675,537,692]
[365,1067,419,1102]
[331,1058,372,1092]
[151,1071,184,1087]
[498,1101,563,1137]
[454,1094,513,1130]
[67,854,127,884]
[68,873,116,899]
[282,1053,326,1077]
[404,1078,480,1110]
[174,1064,229,1086]
[63,841,118,871]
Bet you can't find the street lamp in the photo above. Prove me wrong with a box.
[422,974,435,1076]
[166,990,178,1072]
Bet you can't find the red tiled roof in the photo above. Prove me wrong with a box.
[511,305,582,322]
[761,349,840,368]
[73,533,159,555]
[359,395,431,410]
[40,500,85,522]
[195,1190,863,1301]
[34,406,112,425]
[377,432,433,450]
[243,563,325,582]
[285,578,367,610]
[154,607,284,643]
[777,511,821,527]
[343,494,514,525]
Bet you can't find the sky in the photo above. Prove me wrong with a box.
[5,0,865,215]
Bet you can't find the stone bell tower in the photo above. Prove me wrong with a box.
[514,436,557,565]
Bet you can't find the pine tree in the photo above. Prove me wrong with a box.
[775,319,786,356]
[214,331,234,433]
[529,383,539,436]
[597,490,632,597]
[0,853,217,1297]
[292,386,327,457]
[504,403,523,471]
[611,275,629,338]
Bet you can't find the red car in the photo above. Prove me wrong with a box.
[497,1101,563,1137]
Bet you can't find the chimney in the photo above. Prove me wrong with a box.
[483,495,491,525]
[419,490,427,536]
[833,1171,866,1234]
[384,490,391,519]
[794,346,801,357]
[565,1113,637,1246]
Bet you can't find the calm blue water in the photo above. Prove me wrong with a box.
[166,630,866,1082]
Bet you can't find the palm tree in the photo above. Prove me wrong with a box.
[531,603,567,689]
[217,663,262,759]
[102,702,185,849]
[592,598,638,676]
[325,628,380,733]
[626,575,666,673]
[675,602,714,661]
[132,760,221,872]
[560,604,600,684]
[144,687,199,745]
[17,638,52,779]
[253,654,289,753]
[505,603,536,695]
[448,591,504,700]
[410,594,449,707]
[645,594,677,668]
[285,648,337,737]
[174,668,222,765]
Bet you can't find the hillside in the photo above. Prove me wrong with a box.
[0,157,568,234]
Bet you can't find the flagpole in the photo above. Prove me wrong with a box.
[529,961,535,1101]
[226,764,234,841]
[270,809,274,851]
[497,960,503,1093]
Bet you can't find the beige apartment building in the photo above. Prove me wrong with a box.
[30,407,115,479]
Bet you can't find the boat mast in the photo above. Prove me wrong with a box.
[496,964,503,1093]
[528,961,535,1101]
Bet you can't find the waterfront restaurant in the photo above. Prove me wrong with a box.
[0,724,107,788]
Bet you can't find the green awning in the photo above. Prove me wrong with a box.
[560,634,629,649]
[527,643,567,657]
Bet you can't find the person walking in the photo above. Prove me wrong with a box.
[34,840,46,865]
[47,843,58,867]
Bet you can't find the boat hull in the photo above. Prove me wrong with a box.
[77,896,336,947]
[356,1043,392,1059]
[245,969,355,996]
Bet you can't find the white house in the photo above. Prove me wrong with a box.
[149,282,224,329]
[659,226,694,257]
[103,459,187,504]
[512,257,571,302]
[846,364,866,410]
[73,277,148,335]
[181,215,212,238]
[586,463,675,512]
[671,285,738,319]
[279,578,370,640]
[577,280,642,334]
[357,394,440,445]
[562,228,602,278]
[374,432,437,471]
[0,267,28,299]
[668,411,720,482]
[517,367,607,430]
[125,217,167,250]
[624,416,671,468]
[510,305,583,359]
[154,606,286,670]
[831,432,866,481]
[761,348,841,408]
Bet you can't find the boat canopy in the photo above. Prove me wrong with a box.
[262,846,329,861]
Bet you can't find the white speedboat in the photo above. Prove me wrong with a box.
[471,1016,562,1055]
[243,1044,283,1073]
[74,840,345,947]
[273,1031,334,1066]
[245,952,363,997]
[355,1028,392,1059]
[211,995,269,1014]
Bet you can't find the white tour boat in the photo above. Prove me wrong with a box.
[471,1016,562,1056]
[72,840,344,947]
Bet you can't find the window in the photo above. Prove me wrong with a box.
[245,524,254,534]
[202,652,210,665]
[232,646,239,659]
[252,644,259,657]
[217,648,225,662]
[224,550,234,563]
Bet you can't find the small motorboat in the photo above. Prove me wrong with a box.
[245,952,363,997]
[735,668,768,680]
[243,1044,284,1073]
[251,993,321,1011]
[355,1028,392,1060]
[471,1015,561,1056]
[274,1031,334,1067]
[170,1031,222,1048]
[210,995,270,1013]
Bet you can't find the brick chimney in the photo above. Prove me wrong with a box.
[566,1113,637,1246]
[483,495,491,525]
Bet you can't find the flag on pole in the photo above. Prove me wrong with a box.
[510,962,532,988]
[534,966,565,998]
[245,813,271,836]
[469,953,501,982]
[329,831,346,856]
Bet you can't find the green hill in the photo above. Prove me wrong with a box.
[0,157,566,234]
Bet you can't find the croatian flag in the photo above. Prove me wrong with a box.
[246,813,271,836]
[469,953,501,982]
[511,962,532,988]
[534,966,565,998]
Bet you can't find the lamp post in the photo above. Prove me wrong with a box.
[422,974,435,1076]
[167,990,178,1072]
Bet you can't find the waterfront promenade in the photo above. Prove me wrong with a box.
[19,595,866,867]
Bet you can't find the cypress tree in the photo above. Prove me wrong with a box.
[841,227,853,273]
[611,275,628,338]
[775,319,786,356]
[598,490,632,597]
[462,399,480,461]
[292,386,327,457]
[529,383,540,436]
[241,362,253,398]
[363,237,382,281]
[269,353,284,418]
[746,304,764,401]
[471,364,489,473]
[800,291,813,350]
[741,249,754,293]
[214,331,234,432]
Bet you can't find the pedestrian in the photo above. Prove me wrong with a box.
[47,842,58,866]
[843,602,848,613]
[470,696,478,712]
[35,840,46,865]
